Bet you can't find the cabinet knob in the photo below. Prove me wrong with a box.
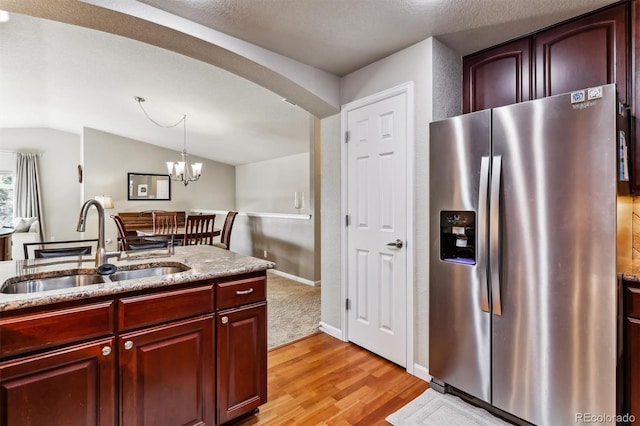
[101,346,112,356]
[124,340,134,350]
[221,316,228,324]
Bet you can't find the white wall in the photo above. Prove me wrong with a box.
[82,127,235,247]
[320,37,461,373]
[0,128,81,241]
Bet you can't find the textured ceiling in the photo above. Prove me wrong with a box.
[0,0,619,165]
[140,0,618,76]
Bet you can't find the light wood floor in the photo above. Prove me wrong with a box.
[235,332,429,425]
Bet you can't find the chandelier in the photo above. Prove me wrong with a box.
[135,96,202,186]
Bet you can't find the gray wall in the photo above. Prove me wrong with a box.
[233,119,320,283]
[320,37,462,372]
[236,153,310,214]
[82,127,236,247]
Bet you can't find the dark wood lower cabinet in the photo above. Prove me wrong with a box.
[119,314,215,426]
[217,302,267,425]
[0,272,268,425]
[0,338,116,426]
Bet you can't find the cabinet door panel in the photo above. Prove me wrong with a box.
[217,302,267,424]
[534,4,628,103]
[463,38,530,113]
[0,338,115,426]
[120,315,214,426]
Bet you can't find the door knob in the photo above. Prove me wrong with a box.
[124,341,134,350]
[101,346,112,356]
[386,239,403,249]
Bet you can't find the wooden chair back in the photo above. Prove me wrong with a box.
[216,211,238,250]
[117,211,186,230]
[112,215,131,251]
[183,214,216,246]
[23,239,98,259]
[113,215,170,251]
[34,246,92,258]
[152,211,178,235]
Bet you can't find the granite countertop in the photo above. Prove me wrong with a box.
[0,245,275,312]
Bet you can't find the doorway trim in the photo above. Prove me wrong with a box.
[339,81,415,374]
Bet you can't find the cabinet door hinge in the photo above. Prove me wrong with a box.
[345,215,350,227]
[345,130,350,143]
[346,298,351,310]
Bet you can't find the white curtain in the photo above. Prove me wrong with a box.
[15,152,45,241]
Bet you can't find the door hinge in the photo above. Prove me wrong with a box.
[345,215,350,227]
[345,130,350,143]
[346,298,351,310]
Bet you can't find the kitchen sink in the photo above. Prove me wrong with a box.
[1,262,191,294]
[108,265,189,281]
[1,273,106,294]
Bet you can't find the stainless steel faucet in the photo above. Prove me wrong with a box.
[77,199,118,267]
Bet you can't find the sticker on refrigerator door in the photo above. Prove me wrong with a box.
[587,86,603,100]
[571,90,586,104]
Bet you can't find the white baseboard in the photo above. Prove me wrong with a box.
[268,269,319,286]
[412,364,431,382]
[319,321,345,341]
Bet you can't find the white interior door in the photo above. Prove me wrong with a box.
[345,90,407,367]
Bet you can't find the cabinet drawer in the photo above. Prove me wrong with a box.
[627,285,640,318]
[0,301,114,358]
[118,284,214,331]
[216,277,266,310]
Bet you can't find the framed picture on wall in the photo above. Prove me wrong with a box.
[128,173,171,200]
[137,184,148,197]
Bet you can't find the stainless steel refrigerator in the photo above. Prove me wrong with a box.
[429,84,621,425]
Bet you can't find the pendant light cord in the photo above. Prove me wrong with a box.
[135,96,187,151]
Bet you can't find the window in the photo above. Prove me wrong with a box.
[0,172,14,227]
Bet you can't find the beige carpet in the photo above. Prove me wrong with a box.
[267,271,320,349]
[386,389,512,425]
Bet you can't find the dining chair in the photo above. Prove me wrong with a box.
[213,211,238,250]
[34,246,93,258]
[183,214,216,246]
[24,239,99,259]
[152,211,178,235]
[113,215,168,251]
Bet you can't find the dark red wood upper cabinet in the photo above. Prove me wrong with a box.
[463,38,531,113]
[533,3,629,104]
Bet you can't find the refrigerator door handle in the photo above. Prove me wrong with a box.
[478,156,490,313]
[490,155,502,316]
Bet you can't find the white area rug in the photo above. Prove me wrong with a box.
[386,389,512,425]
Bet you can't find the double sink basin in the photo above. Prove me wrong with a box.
[1,262,191,294]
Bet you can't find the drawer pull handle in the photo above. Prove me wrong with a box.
[101,346,112,356]
[221,316,228,324]
[236,288,254,295]
[124,341,134,350]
